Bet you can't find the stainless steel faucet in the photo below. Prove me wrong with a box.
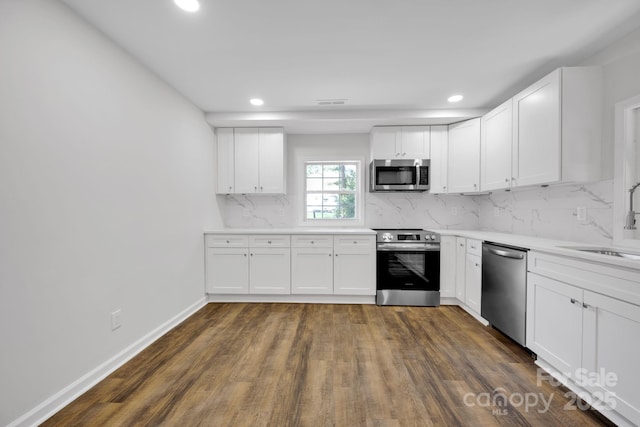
[624,182,640,230]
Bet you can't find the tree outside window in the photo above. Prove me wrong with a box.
[305,162,358,220]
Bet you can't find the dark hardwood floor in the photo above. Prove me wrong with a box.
[42,304,613,426]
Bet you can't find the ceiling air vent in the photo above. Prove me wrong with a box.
[317,98,347,106]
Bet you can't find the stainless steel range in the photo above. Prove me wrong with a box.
[374,229,441,306]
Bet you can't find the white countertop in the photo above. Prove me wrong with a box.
[436,229,640,271]
[204,228,377,235]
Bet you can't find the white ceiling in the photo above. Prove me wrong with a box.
[61,0,640,133]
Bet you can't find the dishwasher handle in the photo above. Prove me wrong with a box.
[487,247,525,259]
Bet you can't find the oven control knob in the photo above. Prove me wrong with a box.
[430,235,437,240]
[382,232,393,242]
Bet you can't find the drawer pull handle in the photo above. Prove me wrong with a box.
[583,303,591,309]
[244,253,247,257]
[268,240,272,244]
[570,298,578,305]
[328,253,332,257]
[311,241,314,244]
[226,240,230,244]
[353,241,357,244]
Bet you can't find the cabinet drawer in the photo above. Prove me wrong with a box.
[466,239,482,256]
[291,235,333,248]
[333,235,374,252]
[206,234,249,248]
[249,235,291,248]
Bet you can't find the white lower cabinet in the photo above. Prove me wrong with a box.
[527,252,640,426]
[526,273,583,375]
[582,290,640,426]
[205,247,249,294]
[205,233,375,297]
[439,236,456,298]
[333,235,376,295]
[455,237,466,301]
[465,253,482,314]
[249,248,291,294]
[462,239,482,315]
[206,234,290,295]
[291,235,334,294]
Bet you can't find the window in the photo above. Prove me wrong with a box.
[304,161,360,221]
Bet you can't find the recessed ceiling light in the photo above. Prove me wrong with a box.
[174,0,200,12]
[250,98,264,106]
[448,94,464,103]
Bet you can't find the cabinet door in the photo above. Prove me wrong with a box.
[429,125,448,193]
[370,126,400,159]
[216,128,235,194]
[333,235,375,295]
[455,237,466,301]
[249,248,291,294]
[258,128,285,193]
[526,273,583,375]
[448,118,481,193]
[513,69,561,187]
[401,126,430,159]
[481,99,513,191]
[291,247,334,294]
[439,236,456,298]
[465,253,482,314]
[582,291,640,425]
[234,128,260,193]
[206,248,249,294]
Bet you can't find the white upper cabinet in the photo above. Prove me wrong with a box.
[429,125,449,194]
[447,118,481,193]
[216,127,286,195]
[257,128,285,194]
[233,128,261,194]
[481,99,513,191]
[216,128,235,194]
[370,126,430,160]
[513,67,602,187]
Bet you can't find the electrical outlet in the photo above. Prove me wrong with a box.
[576,206,587,221]
[111,309,122,331]
[494,207,501,217]
[451,207,458,216]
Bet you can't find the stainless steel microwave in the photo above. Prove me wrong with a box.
[369,159,430,192]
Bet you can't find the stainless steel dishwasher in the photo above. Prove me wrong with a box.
[481,242,528,346]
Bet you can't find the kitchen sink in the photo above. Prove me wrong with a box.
[559,246,640,260]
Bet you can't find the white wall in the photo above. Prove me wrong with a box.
[0,1,222,425]
[217,133,480,230]
[583,26,640,179]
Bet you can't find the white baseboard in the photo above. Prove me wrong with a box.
[9,297,207,427]
[207,294,376,305]
[458,302,489,326]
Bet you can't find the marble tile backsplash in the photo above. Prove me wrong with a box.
[477,180,614,245]
[216,192,480,229]
[216,180,614,246]
[365,192,480,229]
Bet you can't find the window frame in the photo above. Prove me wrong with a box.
[299,158,365,227]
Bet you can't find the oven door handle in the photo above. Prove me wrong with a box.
[377,243,440,252]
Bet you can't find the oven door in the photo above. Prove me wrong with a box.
[376,244,440,291]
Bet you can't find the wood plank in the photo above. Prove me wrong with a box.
[42,304,613,426]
